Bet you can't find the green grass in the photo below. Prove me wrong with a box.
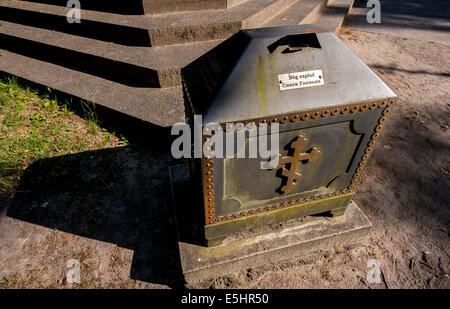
[0,76,121,198]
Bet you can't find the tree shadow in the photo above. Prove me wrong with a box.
[369,64,450,78]
[346,0,450,34]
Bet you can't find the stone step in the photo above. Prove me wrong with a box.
[22,0,251,15]
[20,0,147,15]
[308,0,355,33]
[0,0,297,46]
[0,48,185,127]
[0,21,223,87]
[264,0,353,31]
[0,0,151,46]
[142,0,250,14]
[263,0,326,27]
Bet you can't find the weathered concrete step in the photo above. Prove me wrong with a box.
[22,0,250,15]
[0,0,152,46]
[143,0,250,14]
[0,21,222,87]
[21,0,147,15]
[0,0,297,46]
[308,0,355,33]
[263,0,326,27]
[0,48,185,127]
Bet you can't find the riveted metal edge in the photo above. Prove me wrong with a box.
[346,99,395,192]
[202,157,216,225]
[225,100,391,127]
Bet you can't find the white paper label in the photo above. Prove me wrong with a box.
[278,69,324,91]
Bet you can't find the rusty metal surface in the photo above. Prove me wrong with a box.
[277,134,321,194]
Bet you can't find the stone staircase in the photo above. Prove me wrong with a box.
[0,0,354,127]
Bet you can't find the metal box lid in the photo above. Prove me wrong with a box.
[182,24,397,124]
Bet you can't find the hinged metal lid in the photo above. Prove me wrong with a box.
[182,24,397,124]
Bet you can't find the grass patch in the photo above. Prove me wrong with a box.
[0,76,122,198]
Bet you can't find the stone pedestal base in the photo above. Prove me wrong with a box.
[169,164,372,284]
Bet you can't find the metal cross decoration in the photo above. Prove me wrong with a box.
[277,134,321,194]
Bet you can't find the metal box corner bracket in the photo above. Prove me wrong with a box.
[181,25,397,247]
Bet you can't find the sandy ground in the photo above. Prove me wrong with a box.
[0,29,449,289]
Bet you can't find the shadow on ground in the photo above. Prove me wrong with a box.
[4,139,186,288]
[346,0,450,35]
[0,71,193,288]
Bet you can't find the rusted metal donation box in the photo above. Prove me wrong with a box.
[181,25,397,246]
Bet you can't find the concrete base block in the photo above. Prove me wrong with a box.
[169,164,372,285]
